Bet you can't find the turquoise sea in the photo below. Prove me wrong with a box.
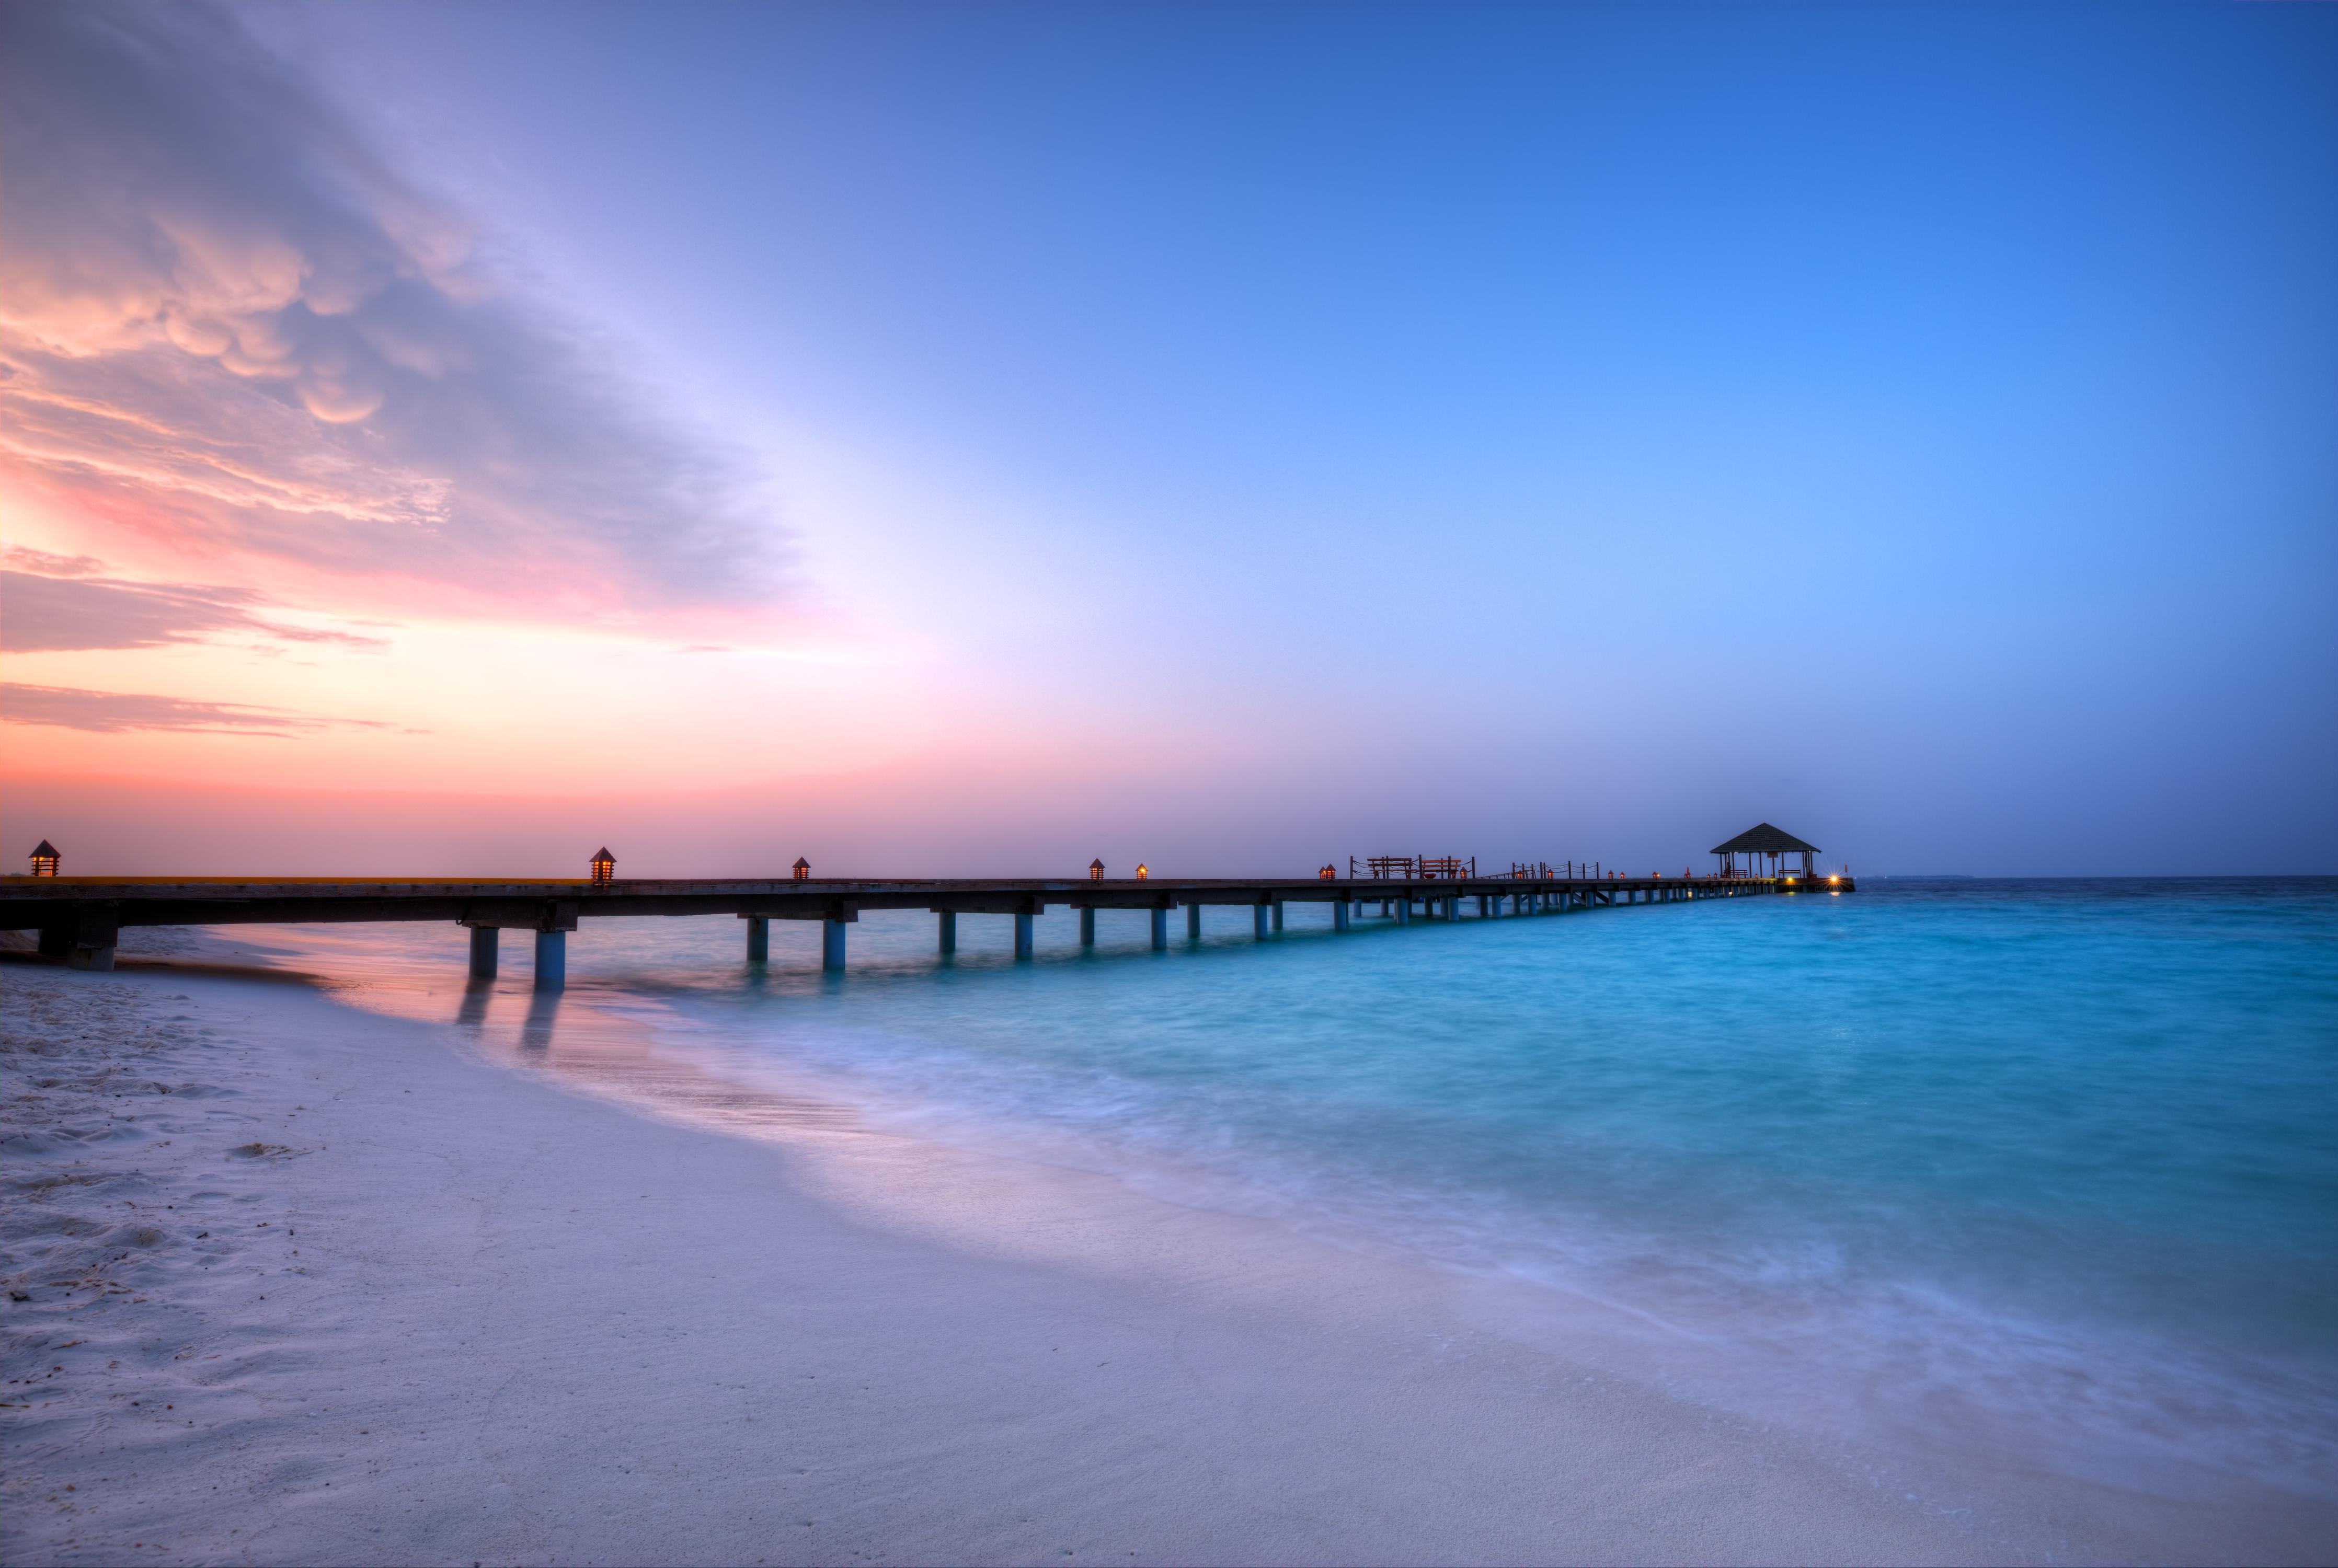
[219,878,2338,1496]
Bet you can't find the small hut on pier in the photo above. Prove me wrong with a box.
[1711,823,1820,879]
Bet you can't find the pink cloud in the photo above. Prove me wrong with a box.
[1,549,387,653]
[0,2,795,622]
[1,683,406,737]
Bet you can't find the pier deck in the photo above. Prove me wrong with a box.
[1,871,1852,982]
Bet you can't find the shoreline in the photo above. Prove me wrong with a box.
[5,956,2334,1565]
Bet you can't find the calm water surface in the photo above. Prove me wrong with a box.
[209,878,2338,1494]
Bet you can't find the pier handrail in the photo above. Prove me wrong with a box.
[3,868,1848,977]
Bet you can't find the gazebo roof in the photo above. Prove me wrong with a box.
[30,840,59,857]
[1710,823,1820,856]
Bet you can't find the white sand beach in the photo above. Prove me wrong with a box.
[5,955,2333,1567]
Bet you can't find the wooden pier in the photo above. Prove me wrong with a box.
[0,867,1852,986]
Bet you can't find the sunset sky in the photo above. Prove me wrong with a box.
[3,1,2332,876]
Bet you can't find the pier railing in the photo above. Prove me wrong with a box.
[2,868,1851,986]
[1350,856,1476,879]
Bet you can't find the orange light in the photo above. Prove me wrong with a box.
[1135,863,1149,880]
[792,857,810,882]
[28,839,60,878]
[1090,858,1106,882]
[589,846,616,885]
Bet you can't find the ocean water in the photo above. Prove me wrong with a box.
[187,878,2338,1496]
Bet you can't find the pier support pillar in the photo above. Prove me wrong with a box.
[1253,905,1270,940]
[468,925,499,979]
[938,911,957,954]
[533,930,567,991]
[1013,912,1034,960]
[1187,904,1202,939]
[43,903,119,971]
[1333,901,1349,932]
[1078,908,1095,946]
[1271,901,1284,933]
[1396,898,1411,925]
[821,919,847,973]
[745,916,769,963]
[1150,908,1169,950]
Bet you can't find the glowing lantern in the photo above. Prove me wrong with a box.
[1090,858,1106,882]
[590,847,616,885]
[793,857,811,881]
[28,840,59,878]
[1134,863,1149,881]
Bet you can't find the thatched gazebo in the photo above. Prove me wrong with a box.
[1711,823,1820,879]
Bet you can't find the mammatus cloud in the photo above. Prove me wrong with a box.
[0,2,790,617]
[1,683,408,737]
[2,547,385,653]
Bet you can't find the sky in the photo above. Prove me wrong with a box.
[2,0,2332,877]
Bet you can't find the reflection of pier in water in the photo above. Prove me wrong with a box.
[5,827,1850,991]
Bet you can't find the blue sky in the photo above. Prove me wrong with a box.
[4,2,2332,874]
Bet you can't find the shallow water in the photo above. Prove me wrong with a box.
[181,878,2338,1497]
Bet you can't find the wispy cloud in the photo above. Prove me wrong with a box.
[2,549,386,653]
[1,683,407,737]
[0,2,792,618]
